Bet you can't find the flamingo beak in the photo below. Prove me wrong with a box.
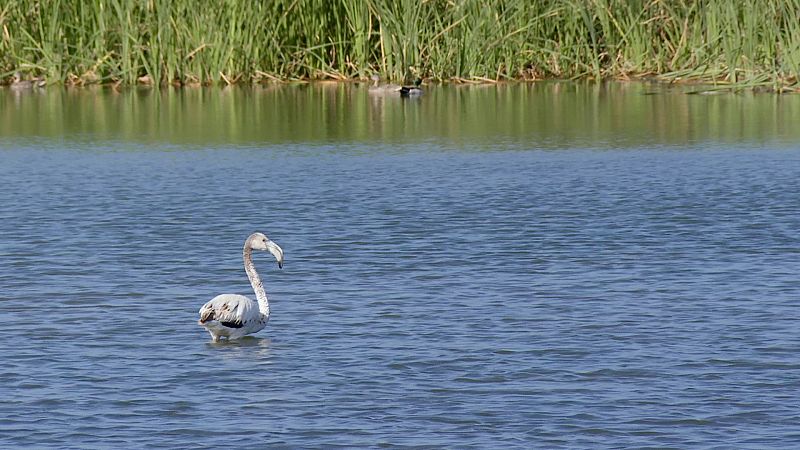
[266,240,284,269]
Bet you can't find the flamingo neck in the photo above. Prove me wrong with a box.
[243,245,270,318]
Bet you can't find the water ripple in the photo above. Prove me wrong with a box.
[1,145,799,447]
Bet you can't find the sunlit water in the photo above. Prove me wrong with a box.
[2,83,800,448]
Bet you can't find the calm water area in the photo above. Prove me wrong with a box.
[2,82,799,448]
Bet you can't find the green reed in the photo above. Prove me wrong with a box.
[2,0,800,88]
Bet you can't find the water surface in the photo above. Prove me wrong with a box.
[2,83,799,448]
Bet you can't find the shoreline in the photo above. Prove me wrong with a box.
[3,75,799,94]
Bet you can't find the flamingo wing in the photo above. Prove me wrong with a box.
[199,294,258,328]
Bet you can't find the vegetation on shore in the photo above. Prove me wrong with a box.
[3,0,800,89]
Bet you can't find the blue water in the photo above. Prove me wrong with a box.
[2,93,800,447]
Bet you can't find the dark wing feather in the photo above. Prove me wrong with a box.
[199,306,215,324]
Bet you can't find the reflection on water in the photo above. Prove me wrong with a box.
[209,336,272,349]
[3,82,800,146]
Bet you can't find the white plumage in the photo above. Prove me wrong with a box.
[199,232,284,342]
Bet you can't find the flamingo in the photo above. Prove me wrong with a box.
[198,232,284,342]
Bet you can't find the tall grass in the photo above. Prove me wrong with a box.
[2,0,800,88]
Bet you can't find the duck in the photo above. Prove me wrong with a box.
[368,75,403,95]
[400,78,423,97]
[10,72,46,90]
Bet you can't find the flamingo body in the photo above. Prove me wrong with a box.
[198,294,269,340]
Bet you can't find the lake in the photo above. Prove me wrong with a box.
[2,82,799,448]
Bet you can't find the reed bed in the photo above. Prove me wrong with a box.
[2,0,800,89]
